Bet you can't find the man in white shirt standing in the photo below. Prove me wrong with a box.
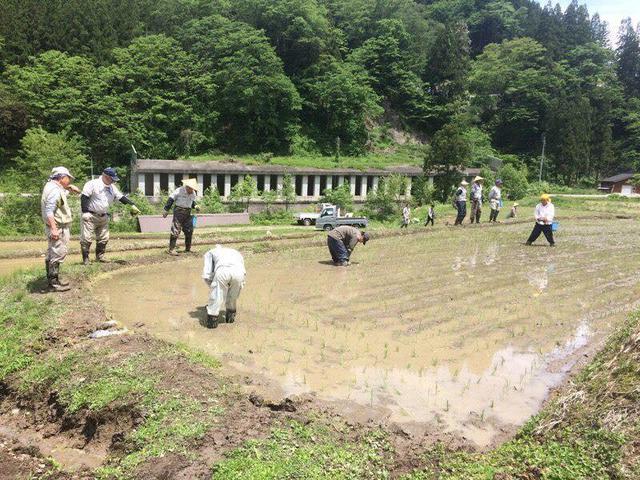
[526,194,555,246]
[80,168,141,264]
[453,180,468,225]
[488,179,502,222]
[41,166,81,291]
[401,204,410,228]
[470,176,483,223]
[163,178,201,255]
[202,245,246,329]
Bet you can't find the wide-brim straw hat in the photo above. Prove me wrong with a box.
[513,203,519,207]
[473,176,484,182]
[182,178,199,191]
[540,194,551,201]
[460,180,469,186]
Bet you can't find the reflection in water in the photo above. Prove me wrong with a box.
[94,222,640,447]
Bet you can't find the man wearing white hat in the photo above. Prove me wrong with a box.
[40,167,81,292]
[488,179,503,222]
[163,178,201,255]
[470,176,483,223]
[453,180,468,225]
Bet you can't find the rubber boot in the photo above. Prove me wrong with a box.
[225,310,236,324]
[46,259,69,286]
[206,314,219,329]
[168,236,179,256]
[81,243,91,265]
[48,262,70,292]
[96,242,109,263]
[184,231,193,253]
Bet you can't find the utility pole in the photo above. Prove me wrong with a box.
[538,133,546,182]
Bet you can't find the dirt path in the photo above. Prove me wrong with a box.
[92,218,640,448]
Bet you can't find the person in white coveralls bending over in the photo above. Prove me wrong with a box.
[202,245,246,329]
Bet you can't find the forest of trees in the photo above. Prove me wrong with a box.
[1,0,640,188]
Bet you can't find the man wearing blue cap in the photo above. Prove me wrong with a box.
[79,168,140,264]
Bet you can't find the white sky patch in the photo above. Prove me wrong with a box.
[536,0,640,45]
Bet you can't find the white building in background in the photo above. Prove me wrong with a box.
[131,158,482,200]
[133,159,418,200]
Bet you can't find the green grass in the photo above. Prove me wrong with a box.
[212,421,392,480]
[185,144,426,171]
[0,276,59,380]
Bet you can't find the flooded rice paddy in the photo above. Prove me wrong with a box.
[94,219,640,446]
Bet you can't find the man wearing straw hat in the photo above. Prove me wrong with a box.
[163,178,201,255]
[470,176,484,223]
[40,166,81,292]
[453,180,468,225]
[525,194,555,246]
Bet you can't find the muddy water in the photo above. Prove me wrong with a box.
[94,219,640,447]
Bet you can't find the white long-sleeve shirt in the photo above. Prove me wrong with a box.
[82,177,123,214]
[202,245,246,283]
[169,186,197,209]
[488,186,501,201]
[534,202,555,225]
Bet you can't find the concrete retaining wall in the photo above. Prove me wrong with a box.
[138,212,250,233]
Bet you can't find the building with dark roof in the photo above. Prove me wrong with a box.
[598,173,638,195]
[132,158,481,200]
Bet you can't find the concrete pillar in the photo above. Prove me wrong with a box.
[224,174,231,198]
[428,175,434,186]
[302,175,309,198]
[264,175,271,192]
[211,174,217,194]
[361,176,368,198]
[252,175,259,190]
[338,175,345,186]
[349,175,356,196]
[197,174,204,197]
[153,173,160,197]
[326,175,333,191]
[168,174,175,192]
[137,173,145,194]
[372,176,379,192]
[276,175,283,192]
[313,175,321,198]
[405,177,412,198]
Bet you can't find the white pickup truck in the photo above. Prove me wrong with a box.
[296,203,334,226]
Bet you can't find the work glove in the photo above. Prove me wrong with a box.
[130,205,141,216]
[162,210,169,218]
[194,204,201,212]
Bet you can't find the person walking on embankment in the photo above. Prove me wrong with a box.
[526,194,555,246]
[327,225,370,266]
[401,204,410,228]
[80,168,140,265]
[40,166,81,292]
[202,245,246,329]
[163,178,200,255]
[453,180,468,225]
[470,176,483,223]
[488,179,503,222]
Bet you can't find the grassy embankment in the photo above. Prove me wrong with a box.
[0,211,638,479]
[184,144,426,170]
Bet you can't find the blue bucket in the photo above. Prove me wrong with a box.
[192,215,197,228]
[551,221,559,232]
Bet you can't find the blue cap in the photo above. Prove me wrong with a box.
[103,167,119,181]
[495,178,503,185]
